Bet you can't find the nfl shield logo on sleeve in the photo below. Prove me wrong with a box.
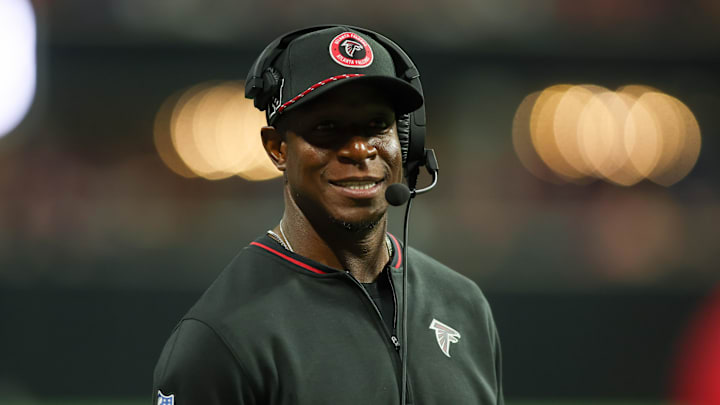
[157,390,175,405]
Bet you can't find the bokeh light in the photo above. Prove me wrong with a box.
[154,81,281,181]
[512,91,566,184]
[153,89,197,178]
[513,84,702,186]
[577,90,626,181]
[530,84,587,182]
[0,0,36,139]
[554,84,605,177]
[649,95,702,187]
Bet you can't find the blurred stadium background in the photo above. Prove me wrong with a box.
[2,0,720,404]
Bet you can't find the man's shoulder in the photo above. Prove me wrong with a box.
[407,246,491,307]
[408,247,479,287]
[182,238,290,324]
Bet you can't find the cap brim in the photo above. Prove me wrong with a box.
[276,75,423,122]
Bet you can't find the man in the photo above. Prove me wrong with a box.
[152,25,503,404]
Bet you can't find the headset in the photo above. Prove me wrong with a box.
[244,24,435,191]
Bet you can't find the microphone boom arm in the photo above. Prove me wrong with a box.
[412,149,439,197]
[399,148,437,404]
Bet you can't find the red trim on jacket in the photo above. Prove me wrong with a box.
[250,242,328,275]
[387,233,402,269]
[252,233,402,274]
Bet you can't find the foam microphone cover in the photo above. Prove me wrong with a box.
[385,183,411,206]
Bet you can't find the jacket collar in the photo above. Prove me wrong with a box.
[250,232,403,276]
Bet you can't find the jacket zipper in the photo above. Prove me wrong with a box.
[344,271,401,352]
[386,268,400,350]
[345,269,413,404]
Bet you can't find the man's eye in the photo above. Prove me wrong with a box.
[315,121,336,131]
[369,119,390,130]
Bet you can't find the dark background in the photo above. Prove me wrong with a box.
[1,1,719,403]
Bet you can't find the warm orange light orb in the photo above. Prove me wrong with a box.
[512,84,701,186]
[154,81,281,181]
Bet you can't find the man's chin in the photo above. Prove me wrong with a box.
[328,212,385,233]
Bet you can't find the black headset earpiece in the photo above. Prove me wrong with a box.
[245,43,283,109]
[252,67,281,115]
[406,101,427,190]
[396,114,410,165]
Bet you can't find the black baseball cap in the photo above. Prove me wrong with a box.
[250,26,424,124]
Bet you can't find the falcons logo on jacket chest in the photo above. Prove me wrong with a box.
[429,318,461,357]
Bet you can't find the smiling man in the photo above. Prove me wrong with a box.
[262,82,405,283]
[152,25,503,405]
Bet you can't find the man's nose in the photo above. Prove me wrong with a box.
[338,135,378,163]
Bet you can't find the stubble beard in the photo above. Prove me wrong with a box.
[328,211,385,233]
[289,187,386,234]
[330,216,382,233]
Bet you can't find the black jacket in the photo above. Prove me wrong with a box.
[152,234,503,404]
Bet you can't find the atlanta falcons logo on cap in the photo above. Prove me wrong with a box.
[342,40,363,57]
[329,32,373,68]
[429,318,461,358]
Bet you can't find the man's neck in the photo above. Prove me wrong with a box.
[276,194,390,283]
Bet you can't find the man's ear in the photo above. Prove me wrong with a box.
[261,126,287,171]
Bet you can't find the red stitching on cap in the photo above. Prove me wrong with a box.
[276,74,364,114]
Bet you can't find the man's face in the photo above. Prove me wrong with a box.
[278,83,403,230]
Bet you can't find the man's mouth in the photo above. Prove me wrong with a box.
[330,180,383,190]
[328,177,385,197]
